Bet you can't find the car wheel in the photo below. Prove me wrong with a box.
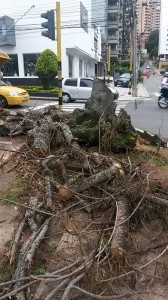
[62,93,71,103]
[0,96,8,108]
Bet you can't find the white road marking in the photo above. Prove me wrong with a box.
[21,100,130,116]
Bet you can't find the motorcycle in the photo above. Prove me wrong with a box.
[158,87,168,109]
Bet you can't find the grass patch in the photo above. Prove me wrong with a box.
[129,151,168,168]
[1,178,30,205]
[0,265,13,282]
[19,86,58,93]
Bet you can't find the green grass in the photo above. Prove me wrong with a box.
[0,266,13,282]
[129,151,168,168]
[2,178,30,205]
[35,265,46,275]
[19,86,58,93]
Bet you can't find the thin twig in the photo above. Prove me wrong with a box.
[72,286,136,299]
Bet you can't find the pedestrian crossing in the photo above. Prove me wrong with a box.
[21,100,129,116]
[149,92,160,98]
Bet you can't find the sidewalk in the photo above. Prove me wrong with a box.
[110,83,150,101]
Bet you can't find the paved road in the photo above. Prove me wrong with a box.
[12,85,131,115]
[125,65,168,141]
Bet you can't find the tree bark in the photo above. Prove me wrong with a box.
[28,116,52,156]
[111,198,129,260]
[58,165,120,201]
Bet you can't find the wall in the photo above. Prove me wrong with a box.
[0,0,101,79]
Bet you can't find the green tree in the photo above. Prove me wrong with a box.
[35,49,58,90]
[146,30,159,59]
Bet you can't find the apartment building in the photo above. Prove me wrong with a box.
[158,0,168,68]
[107,0,121,59]
[0,0,102,82]
[91,0,108,75]
[136,0,161,50]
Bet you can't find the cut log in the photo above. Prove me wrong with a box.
[27,116,52,156]
[111,198,129,260]
[58,165,120,201]
[10,218,26,265]
[26,220,49,268]
[147,195,168,207]
[60,123,80,149]
[10,197,38,265]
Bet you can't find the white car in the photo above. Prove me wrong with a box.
[62,78,119,103]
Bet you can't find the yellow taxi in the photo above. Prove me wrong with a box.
[0,80,30,107]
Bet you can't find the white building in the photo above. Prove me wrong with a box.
[158,0,168,62]
[0,0,102,82]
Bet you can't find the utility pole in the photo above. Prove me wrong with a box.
[56,1,62,111]
[108,45,111,83]
[128,32,133,95]
[132,0,138,97]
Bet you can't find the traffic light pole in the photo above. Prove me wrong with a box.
[56,1,62,111]
[108,46,111,83]
[132,0,138,97]
[128,32,133,95]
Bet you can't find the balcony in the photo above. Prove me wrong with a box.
[108,20,118,26]
[108,35,119,44]
[110,50,119,57]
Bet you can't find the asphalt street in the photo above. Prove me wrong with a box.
[125,66,168,141]
[11,85,131,115]
[8,65,168,140]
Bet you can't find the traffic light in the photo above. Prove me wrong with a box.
[41,10,55,41]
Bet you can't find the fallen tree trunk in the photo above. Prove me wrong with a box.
[111,198,129,260]
[58,165,120,201]
[28,116,52,156]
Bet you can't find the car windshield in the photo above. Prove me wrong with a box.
[0,80,7,86]
[120,74,130,79]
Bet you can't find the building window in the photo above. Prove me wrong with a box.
[94,38,98,54]
[2,54,19,76]
[79,59,83,77]
[68,55,73,78]
[108,13,118,22]
[23,53,40,76]
[108,28,118,36]
[84,62,88,77]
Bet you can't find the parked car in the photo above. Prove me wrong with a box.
[62,78,119,103]
[114,73,130,87]
[0,80,30,107]
[146,66,150,69]
[142,70,148,76]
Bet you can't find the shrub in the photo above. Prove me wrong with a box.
[35,49,58,90]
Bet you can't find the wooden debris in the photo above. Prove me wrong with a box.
[111,198,129,260]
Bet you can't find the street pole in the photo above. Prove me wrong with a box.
[132,0,138,97]
[128,32,133,95]
[56,1,62,111]
[108,45,111,83]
